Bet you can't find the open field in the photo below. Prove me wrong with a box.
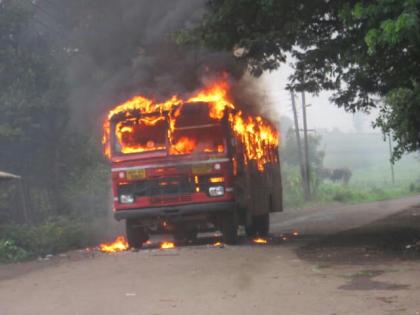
[321,132,420,185]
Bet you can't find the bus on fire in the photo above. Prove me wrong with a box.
[103,83,283,247]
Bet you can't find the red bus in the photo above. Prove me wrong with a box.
[105,92,283,247]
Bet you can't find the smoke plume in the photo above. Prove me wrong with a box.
[33,0,271,131]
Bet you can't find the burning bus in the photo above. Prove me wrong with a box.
[103,81,282,247]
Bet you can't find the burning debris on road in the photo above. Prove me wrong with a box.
[253,238,268,244]
[160,242,176,249]
[97,228,301,253]
[99,236,129,253]
[99,237,177,252]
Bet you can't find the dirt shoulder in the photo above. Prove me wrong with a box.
[297,204,420,265]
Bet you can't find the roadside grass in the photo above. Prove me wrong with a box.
[283,147,420,209]
[317,182,419,204]
[0,218,87,263]
[0,215,118,264]
[285,181,420,209]
[284,168,420,209]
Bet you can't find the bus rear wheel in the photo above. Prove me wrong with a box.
[126,219,148,249]
[253,213,270,237]
[221,212,238,245]
[174,228,197,243]
[245,225,256,237]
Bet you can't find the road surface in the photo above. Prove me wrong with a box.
[1,196,420,315]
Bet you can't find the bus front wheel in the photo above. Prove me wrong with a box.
[125,219,148,249]
[221,212,238,245]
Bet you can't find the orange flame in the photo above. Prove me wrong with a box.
[169,137,197,155]
[160,241,175,249]
[99,236,129,253]
[253,238,268,244]
[187,80,234,119]
[103,78,279,171]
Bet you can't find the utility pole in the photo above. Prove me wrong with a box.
[301,90,311,199]
[290,90,309,201]
[388,133,395,184]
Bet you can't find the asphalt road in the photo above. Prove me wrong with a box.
[1,196,420,315]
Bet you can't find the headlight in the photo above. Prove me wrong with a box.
[120,194,135,204]
[209,186,224,197]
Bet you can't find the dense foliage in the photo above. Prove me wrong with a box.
[179,0,420,159]
[0,1,109,223]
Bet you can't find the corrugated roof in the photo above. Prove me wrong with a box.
[0,171,20,180]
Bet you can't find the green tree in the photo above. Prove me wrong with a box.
[0,0,68,215]
[179,0,420,159]
[281,129,324,172]
[279,127,325,207]
[0,0,109,221]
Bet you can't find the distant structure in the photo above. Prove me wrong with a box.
[0,171,20,181]
[0,171,27,223]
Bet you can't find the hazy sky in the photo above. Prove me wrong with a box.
[262,65,379,133]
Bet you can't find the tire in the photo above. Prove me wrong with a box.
[245,225,256,237]
[254,213,270,237]
[221,212,238,245]
[125,219,148,249]
[174,228,197,243]
[185,231,198,242]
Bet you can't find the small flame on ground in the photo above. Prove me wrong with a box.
[160,241,175,249]
[253,238,268,244]
[292,230,300,236]
[213,241,223,247]
[99,236,129,253]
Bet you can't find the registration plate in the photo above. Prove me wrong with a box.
[126,169,146,180]
[192,164,212,175]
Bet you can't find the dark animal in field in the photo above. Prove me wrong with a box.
[318,167,352,185]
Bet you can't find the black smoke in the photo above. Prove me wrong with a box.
[35,1,244,127]
[31,0,272,131]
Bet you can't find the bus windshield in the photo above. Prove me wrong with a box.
[113,116,167,155]
[169,124,225,155]
[112,104,226,156]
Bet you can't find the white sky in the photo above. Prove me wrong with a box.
[262,65,379,133]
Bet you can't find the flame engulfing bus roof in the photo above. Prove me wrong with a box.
[103,80,279,171]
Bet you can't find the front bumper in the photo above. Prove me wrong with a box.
[113,201,235,221]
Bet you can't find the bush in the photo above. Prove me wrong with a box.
[315,182,411,204]
[0,239,30,263]
[281,165,306,208]
[409,181,420,193]
[0,217,91,260]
